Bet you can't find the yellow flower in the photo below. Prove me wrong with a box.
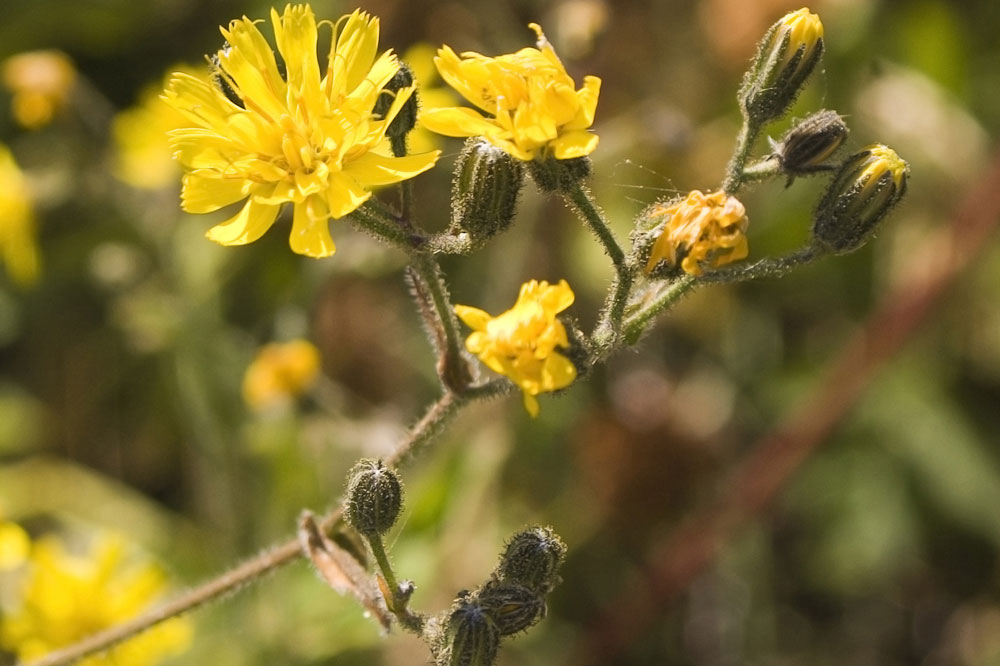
[420,24,601,161]
[113,65,210,189]
[777,8,824,70]
[0,533,192,666]
[0,520,30,571]
[1,50,76,129]
[243,339,321,411]
[644,190,749,276]
[455,280,577,417]
[163,5,440,258]
[0,145,40,286]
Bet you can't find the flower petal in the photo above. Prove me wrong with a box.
[181,172,254,213]
[346,149,440,187]
[326,171,372,218]
[289,198,336,257]
[454,305,492,331]
[205,198,281,246]
[550,130,599,159]
[419,106,502,139]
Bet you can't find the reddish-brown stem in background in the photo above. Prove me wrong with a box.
[572,147,1000,665]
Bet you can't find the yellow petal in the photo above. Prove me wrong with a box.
[205,198,281,246]
[522,392,540,418]
[326,171,371,218]
[218,17,287,121]
[272,5,321,102]
[541,353,576,391]
[289,198,336,257]
[566,75,601,130]
[550,130,599,159]
[346,149,439,187]
[455,304,492,331]
[181,172,253,213]
[419,106,501,139]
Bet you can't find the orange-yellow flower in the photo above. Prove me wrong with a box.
[163,5,439,257]
[1,50,76,129]
[644,190,749,276]
[242,339,321,411]
[421,24,600,161]
[455,280,577,417]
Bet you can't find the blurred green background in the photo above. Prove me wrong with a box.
[1,0,999,664]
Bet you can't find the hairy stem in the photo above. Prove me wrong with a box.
[19,388,484,666]
[622,275,697,346]
[722,121,761,194]
[561,182,634,345]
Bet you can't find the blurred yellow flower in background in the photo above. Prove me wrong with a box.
[1,50,76,129]
[0,518,29,571]
[644,190,749,276]
[0,145,40,286]
[163,5,440,258]
[456,280,577,417]
[0,533,192,666]
[402,43,458,155]
[113,65,209,190]
[243,339,321,411]
[421,23,601,161]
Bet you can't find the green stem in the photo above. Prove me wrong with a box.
[561,182,635,345]
[409,254,468,393]
[740,155,782,185]
[622,275,697,346]
[722,121,761,195]
[698,244,822,283]
[351,202,421,250]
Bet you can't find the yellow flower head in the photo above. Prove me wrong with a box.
[455,280,577,417]
[777,8,824,69]
[0,519,30,571]
[0,533,192,666]
[242,338,321,411]
[0,145,40,286]
[420,24,601,161]
[644,190,749,276]
[856,143,908,193]
[1,50,76,129]
[163,5,440,257]
[113,65,210,190]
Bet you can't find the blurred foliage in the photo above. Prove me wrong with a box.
[0,0,998,665]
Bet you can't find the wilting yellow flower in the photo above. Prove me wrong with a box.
[421,24,601,161]
[1,50,76,129]
[0,145,40,285]
[163,5,440,257]
[243,339,321,411]
[0,533,192,666]
[456,280,577,417]
[644,190,749,276]
[113,65,210,189]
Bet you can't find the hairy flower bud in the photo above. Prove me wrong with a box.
[375,61,419,148]
[450,138,524,243]
[739,8,824,126]
[812,144,909,254]
[526,155,592,193]
[773,109,848,176]
[477,581,545,636]
[344,459,403,537]
[437,597,500,666]
[494,526,566,595]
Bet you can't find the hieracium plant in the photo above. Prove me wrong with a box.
[20,5,909,666]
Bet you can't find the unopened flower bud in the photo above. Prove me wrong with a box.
[812,144,909,254]
[773,109,848,176]
[527,155,592,193]
[495,526,566,595]
[450,138,524,243]
[374,62,419,149]
[438,597,500,666]
[344,459,403,538]
[478,580,545,636]
[740,8,824,126]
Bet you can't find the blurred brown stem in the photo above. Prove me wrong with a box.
[572,146,1000,665]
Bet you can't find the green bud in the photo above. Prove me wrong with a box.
[495,526,566,595]
[344,459,403,537]
[437,597,500,666]
[812,144,909,254]
[527,155,592,193]
[772,110,848,176]
[739,8,825,126]
[477,580,545,636]
[450,138,525,244]
[374,62,418,151]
